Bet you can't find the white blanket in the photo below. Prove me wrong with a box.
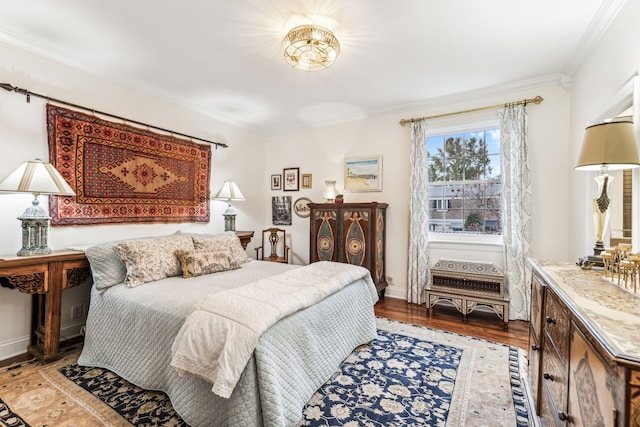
[170,261,377,398]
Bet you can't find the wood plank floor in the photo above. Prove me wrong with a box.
[374,297,529,350]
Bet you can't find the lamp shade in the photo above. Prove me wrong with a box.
[575,121,640,171]
[282,24,340,72]
[212,180,245,201]
[0,158,75,195]
[322,180,338,201]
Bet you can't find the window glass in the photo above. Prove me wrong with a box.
[427,126,502,235]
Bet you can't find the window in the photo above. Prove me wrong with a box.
[427,126,501,235]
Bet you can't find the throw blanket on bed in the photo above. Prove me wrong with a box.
[170,261,376,398]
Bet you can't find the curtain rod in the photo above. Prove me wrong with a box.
[398,95,544,126]
[0,82,228,149]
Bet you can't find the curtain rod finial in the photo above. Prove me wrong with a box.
[0,83,16,92]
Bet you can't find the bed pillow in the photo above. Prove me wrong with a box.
[175,249,240,278]
[85,240,128,292]
[192,232,251,265]
[114,235,195,287]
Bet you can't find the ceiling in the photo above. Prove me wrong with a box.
[0,0,626,135]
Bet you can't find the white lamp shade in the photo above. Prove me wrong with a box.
[322,180,338,200]
[575,121,640,171]
[0,158,75,196]
[212,180,245,201]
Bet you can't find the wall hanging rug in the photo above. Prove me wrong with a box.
[0,319,531,427]
[47,104,211,225]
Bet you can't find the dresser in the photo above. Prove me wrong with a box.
[528,259,640,426]
[309,202,387,297]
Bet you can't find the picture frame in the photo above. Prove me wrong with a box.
[301,173,312,189]
[283,167,300,191]
[294,197,312,218]
[344,156,382,192]
[271,174,282,190]
[272,196,292,225]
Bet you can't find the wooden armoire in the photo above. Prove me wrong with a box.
[308,202,387,297]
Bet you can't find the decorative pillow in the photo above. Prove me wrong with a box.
[114,235,195,287]
[85,240,128,291]
[192,232,251,265]
[175,249,240,278]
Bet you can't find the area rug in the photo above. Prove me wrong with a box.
[0,318,531,426]
[46,104,211,225]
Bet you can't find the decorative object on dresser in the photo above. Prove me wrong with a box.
[0,158,76,256]
[426,259,509,329]
[574,121,640,269]
[344,156,382,192]
[309,202,387,297]
[212,179,245,232]
[528,259,640,426]
[47,104,212,225]
[255,228,289,263]
[0,250,91,360]
[322,180,338,202]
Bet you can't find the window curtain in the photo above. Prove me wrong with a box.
[499,104,532,320]
[408,120,430,304]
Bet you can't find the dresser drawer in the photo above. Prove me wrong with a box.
[542,330,568,414]
[544,290,570,363]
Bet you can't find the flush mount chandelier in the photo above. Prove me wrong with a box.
[281,24,340,71]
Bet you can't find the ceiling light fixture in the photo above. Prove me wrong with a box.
[282,24,340,72]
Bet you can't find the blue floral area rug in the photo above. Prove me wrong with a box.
[297,318,531,427]
[0,319,531,427]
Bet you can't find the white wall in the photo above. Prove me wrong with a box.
[0,41,267,360]
[265,84,571,300]
[569,0,640,261]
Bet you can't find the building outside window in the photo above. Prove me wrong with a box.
[427,126,502,235]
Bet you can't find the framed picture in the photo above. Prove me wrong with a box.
[294,197,312,218]
[301,173,312,189]
[344,156,382,192]
[283,167,300,191]
[271,174,282,190]
[272,196,292,225]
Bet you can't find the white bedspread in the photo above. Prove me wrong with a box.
[171,261,376,398]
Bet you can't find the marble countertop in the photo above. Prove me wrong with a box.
[531,259,640,365]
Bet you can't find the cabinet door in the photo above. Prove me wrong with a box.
[568,323,623,427]
[311,208,338,262]
[341,208,371,267]
[528,327,542,414]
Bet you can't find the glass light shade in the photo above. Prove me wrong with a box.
[322,180,338,202]
[575,121,640,171]
[282,24,340,72]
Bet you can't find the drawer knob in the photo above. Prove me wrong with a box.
[545,316,556,325]
[531,344,541,351]
[543,372,554,381]
[558,412,569,421]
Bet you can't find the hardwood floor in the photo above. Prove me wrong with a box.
[374,297,529,350]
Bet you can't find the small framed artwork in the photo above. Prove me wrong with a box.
[272,196,292,225]
[271,174,282,190]
[294,197,312,218]
[283,167,300,191]
[301,173,312,189]
[344,155,382,192]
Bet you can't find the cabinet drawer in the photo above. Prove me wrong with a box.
[542,331,568,414]
[544,290,570,363]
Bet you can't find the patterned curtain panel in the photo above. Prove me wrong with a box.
[499,104,532,320]
[407,120,430,304]
[47,105,211,225]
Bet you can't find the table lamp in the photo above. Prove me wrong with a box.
[212,179,245,231]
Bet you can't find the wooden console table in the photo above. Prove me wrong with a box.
[0,250,91,360]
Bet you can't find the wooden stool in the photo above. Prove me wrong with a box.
[601,251,614,279]
[619,259,635,288]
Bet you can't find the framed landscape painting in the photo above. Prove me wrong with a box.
[344,156,382,192]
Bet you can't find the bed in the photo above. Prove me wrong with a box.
[78,232,378,427]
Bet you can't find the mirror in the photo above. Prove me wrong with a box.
[589,74,639,249]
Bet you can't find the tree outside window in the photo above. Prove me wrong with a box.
[427,128,501,234]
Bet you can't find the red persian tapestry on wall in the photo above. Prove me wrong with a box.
[47,105,211,225]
